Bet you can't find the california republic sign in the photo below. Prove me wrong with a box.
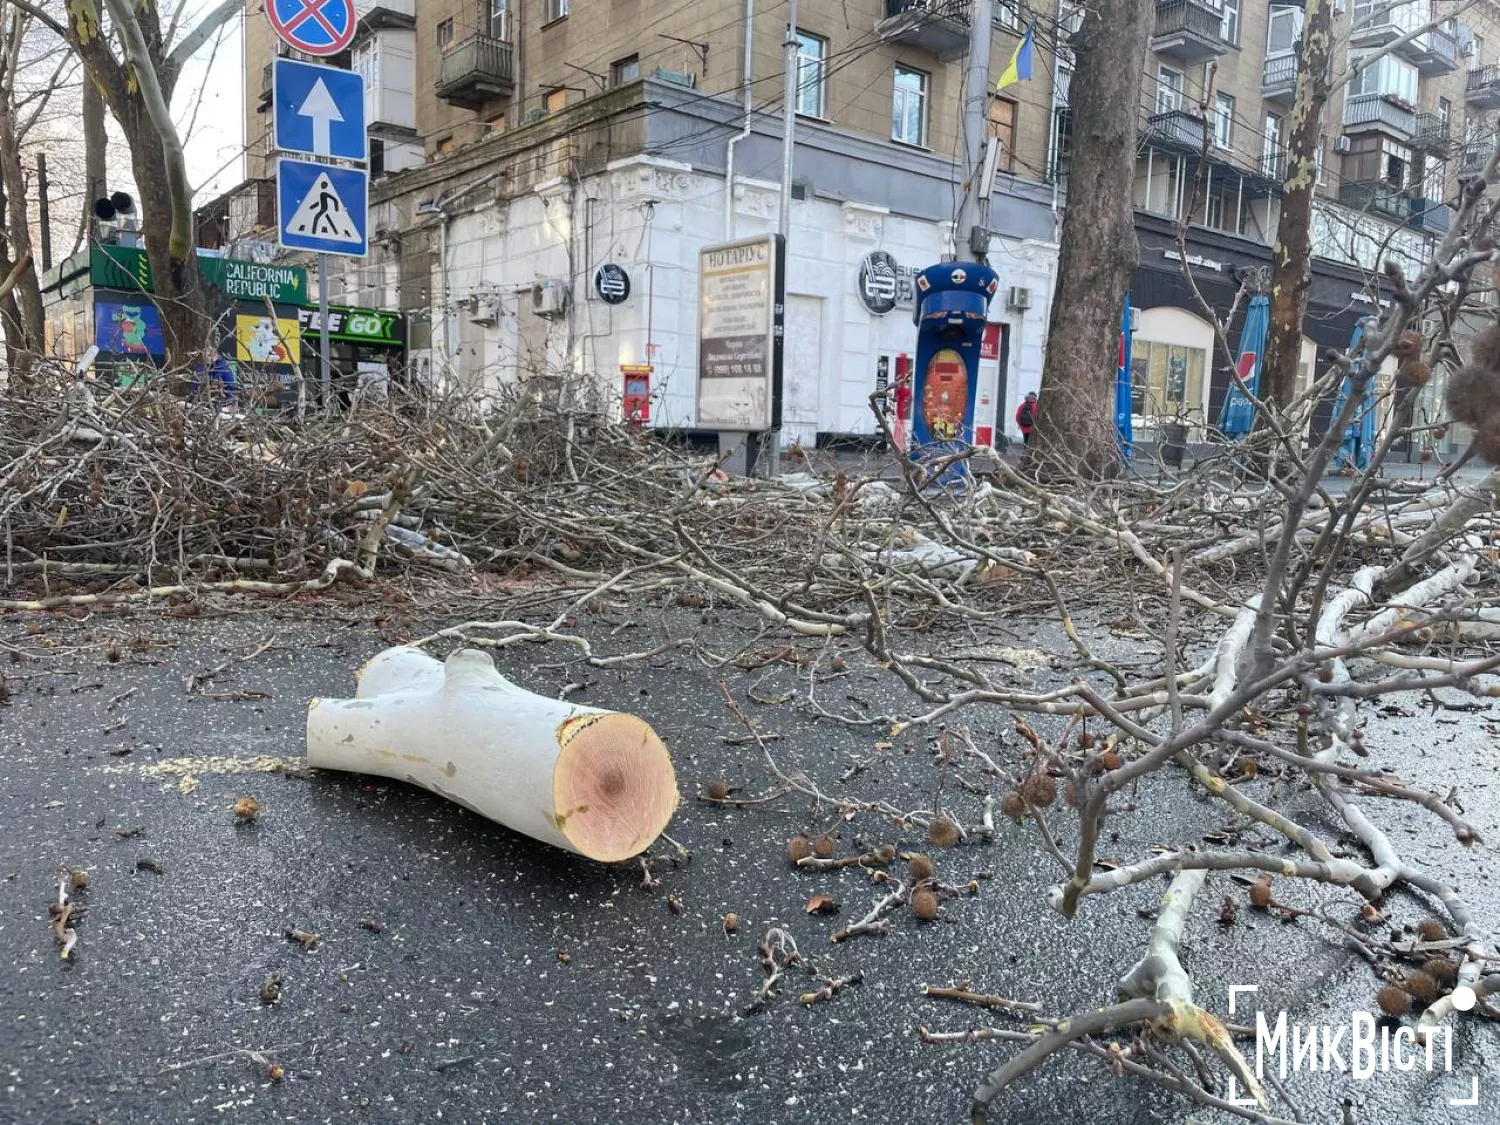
[858,251,919,315]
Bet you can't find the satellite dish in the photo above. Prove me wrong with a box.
[93,197,116,221]
[110,191,135,215]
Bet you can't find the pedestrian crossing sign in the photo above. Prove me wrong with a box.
[276,157,368,257]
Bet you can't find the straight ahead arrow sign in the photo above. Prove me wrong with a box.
[298,77,344,156]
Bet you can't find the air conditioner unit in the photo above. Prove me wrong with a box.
[1333,135,1352,153]
[1006,285,1032,311]
[532,279,569,319]
[467,296,500,327]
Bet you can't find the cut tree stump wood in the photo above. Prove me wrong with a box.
[307,647,679,862]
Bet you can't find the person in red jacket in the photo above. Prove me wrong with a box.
[1016,391,1038,445]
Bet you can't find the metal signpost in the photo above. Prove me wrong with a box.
[268,1,364,411]
[696,236,785,475]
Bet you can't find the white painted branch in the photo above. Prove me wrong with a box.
[1208,598,1258,714]
[307,647,679,862]
[1346,557,1476,645]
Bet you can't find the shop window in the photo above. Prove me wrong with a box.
[1130,337,1207,424]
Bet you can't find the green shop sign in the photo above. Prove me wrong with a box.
[297,305,405,346]
[90,245,309,304]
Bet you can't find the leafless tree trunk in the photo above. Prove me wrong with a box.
[56,0,243,369]
[1026,0,1152,480]
[78,64,104,247]
[0,8,45,384]
[1264,0,1334,410]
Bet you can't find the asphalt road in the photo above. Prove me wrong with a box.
[2,601,1497,1124]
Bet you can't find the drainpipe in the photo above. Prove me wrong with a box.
[724,0,754,238]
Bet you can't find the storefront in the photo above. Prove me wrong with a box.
[41,244,405,408]
[1130,213,1383,448]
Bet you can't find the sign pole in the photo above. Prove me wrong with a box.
[319,254,332,409]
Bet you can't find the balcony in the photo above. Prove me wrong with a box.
[1262,53,1297,104]
[436,34,515,107]
[1144,108,1206,151]
[1409,26,1460,75]
[875,0,970,61]
[1467,65,1500,109]
[1150,0,1230,61]
[353,0,415,29]
[1342,93,1415,138]
[1409,197,1451,233]
[1339,180,1411,221]
[1412,113,1453,152]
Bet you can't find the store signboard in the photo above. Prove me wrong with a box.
[697,235,784,432]
[90,245,309,303]
[296,305,404,346]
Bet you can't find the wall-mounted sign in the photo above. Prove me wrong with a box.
[236,314,302,365]
[594,263,631,304]
[857,250,921,315]
[296,305,405,346]
[90,245,309,303]
[95,300,164,356]
[1163,249,1225,272]
[697,235,785,432]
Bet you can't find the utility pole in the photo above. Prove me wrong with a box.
[757,0,797,478]
[955,0,995,262]
[36,154,51,271]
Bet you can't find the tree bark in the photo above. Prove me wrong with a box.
[79,70,106,246]
[1026,0,1153,480]
[1264,0,1334,409]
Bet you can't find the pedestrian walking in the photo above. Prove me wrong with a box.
[1016,391,1038,445]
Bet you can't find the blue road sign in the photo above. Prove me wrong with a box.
[277,158,369,257]
[274,58,366,161]
[267,0,357,57]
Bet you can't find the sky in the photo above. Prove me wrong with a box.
[175,4,247,205]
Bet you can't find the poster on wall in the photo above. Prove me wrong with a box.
[235,314,302,365]
[697,235,784,432]
[95,301,165,356]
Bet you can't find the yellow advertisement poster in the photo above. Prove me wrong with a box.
[235,314,301,366]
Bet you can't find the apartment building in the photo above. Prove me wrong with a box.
[238,0,1066,442]
[1114,0,1500,449]
[232,1,1494,448]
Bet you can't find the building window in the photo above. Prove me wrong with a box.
[612,55,640,86]
[795,31,827,118]
[487,114,507,135]
[1130,338,1207,423]
[1474,33,1486,66]
[435,135,455,156]
[988,97,1016,173]
[489,0,509,40]
[1262,113,1282,178]
[1315,134,1326,185]
[1212,92,1234,149]
[1220,0,1239,44]
[994,0,1021,29]
[1156,66,1183,114]
[437,18,454,48]
[892,65,927,146]
[1438,96,1452,133]
[544,0,569,24]
[1267,6,1302,55]
[544,88,568,113]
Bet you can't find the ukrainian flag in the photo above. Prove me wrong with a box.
[997,26,1034,90]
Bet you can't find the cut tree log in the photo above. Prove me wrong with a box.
[307,647,679,862]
